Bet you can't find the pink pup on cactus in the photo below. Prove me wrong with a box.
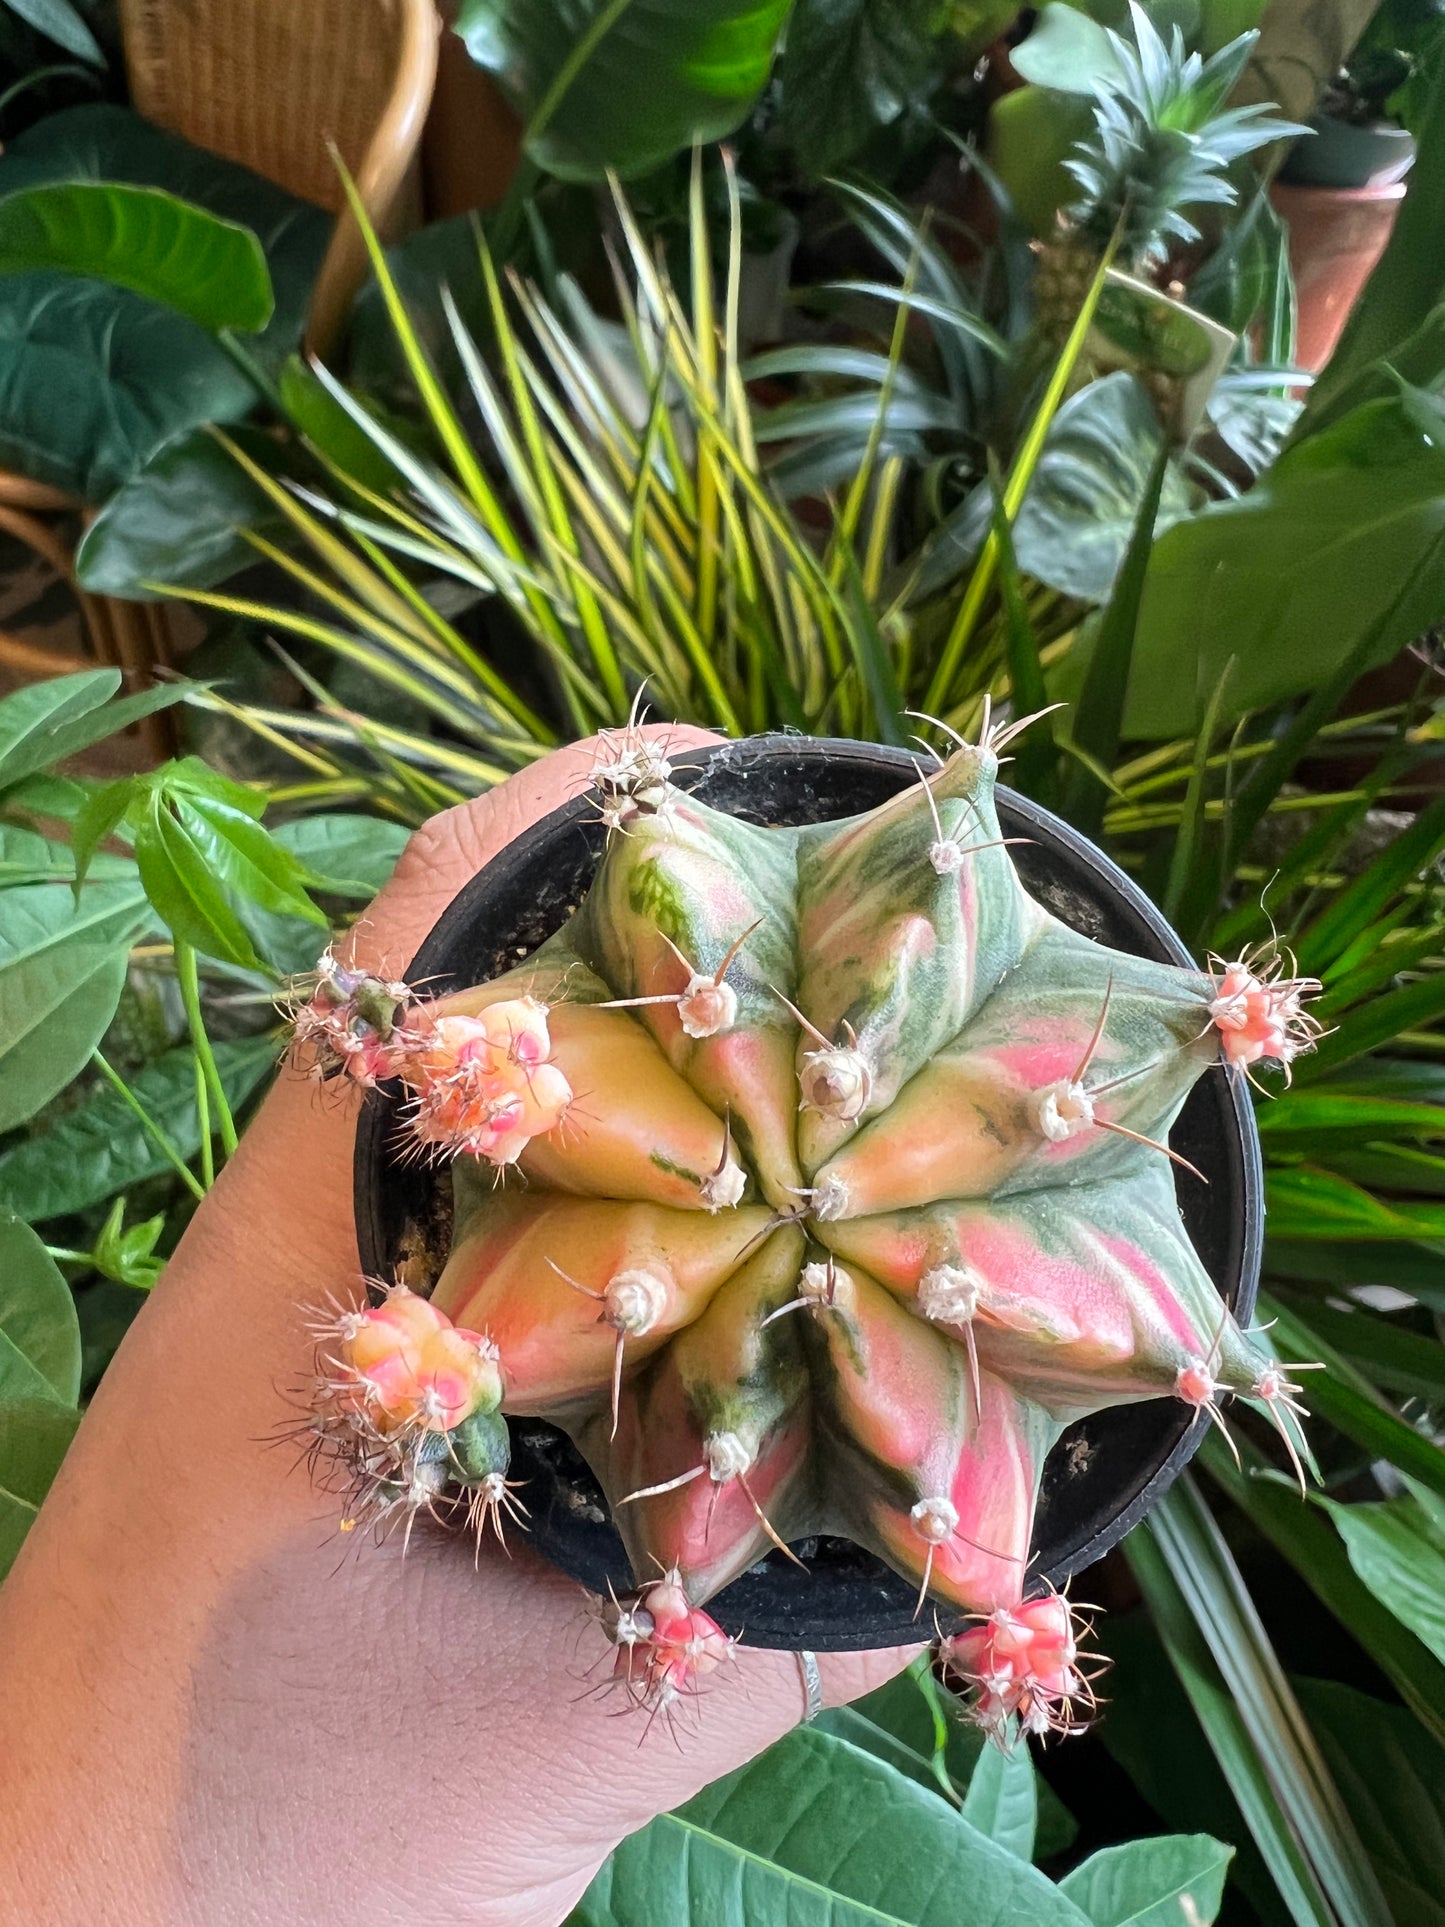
[295,714,1320,1730]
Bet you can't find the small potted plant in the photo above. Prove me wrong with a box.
[1272,0,1438,368]
[291,718,1320,1735]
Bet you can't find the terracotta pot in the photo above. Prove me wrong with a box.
[1270,177,1408,373]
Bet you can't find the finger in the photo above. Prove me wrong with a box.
[346,726,720,979]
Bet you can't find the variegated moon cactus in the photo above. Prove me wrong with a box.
[298,722,1320,1732]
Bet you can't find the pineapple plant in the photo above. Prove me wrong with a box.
[295,720,1320,1735]
[1033,4,1304,330]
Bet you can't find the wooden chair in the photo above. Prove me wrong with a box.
[0,0,440,749]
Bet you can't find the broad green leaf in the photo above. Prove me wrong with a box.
[1294,1679,1445,1927]
[574,1726,1092,1925]
[1060,1835,1233,1927]
[985,84,1093,238]
[961,1734,1037,1861]
[1266,1294,1445,1401]
[0,822,131,886]
[0,182,273,331]
[0,678,193,796]
[70,776,135,892]
[0,668,117,785]
[1323,1496,1445,1666]
[0,1397,81,1580]
[458,0,791,181]
[270,813,409,897]
[0,102,327,497]
[775,0,949,177]
[1012,374,1191,605]
[75,424,285,598]
[1126,398,1445,738]
[0,1037,276,1223]
[0,1218,80,1404]
[0,880,151,1132]
[4,0,103,62]
[1264,1237,1445,1304]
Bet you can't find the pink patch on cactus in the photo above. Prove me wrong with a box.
[402,1003,573,1164]
[942,1590,1095,1739]
[930,1372,1042,1612]
[1096,1233,1202,1352]
[963,1216,1133,1354]
[1208,953,1323,1072]
[606,1570,733,1712]
[333,1288,502,1436]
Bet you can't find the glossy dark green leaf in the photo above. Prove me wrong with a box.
[172,796,325,924]
[1059,1835,1232,1927]
[458,0,791,181]
[270,813,409,897]
[1127,400,1445,738]
[775,0,947,177]
[573,1726,1092,1926]
[0,1397,80,1579]
[75,424,285,598]
[0,181,273,331]
[1257,1091,1445,1142]
[1012,375,1190,605]
[1294,1678,1445,1927]
[277,357,410,496]
[0,1037,275,1223]
[0,880,151,1132]
[0,1218,80,1404]
[1266,1293,1445,1401]
[0,103,327,497]
[133,796,264,971]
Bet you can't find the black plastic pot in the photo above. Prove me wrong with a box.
[355,736,1263,1651]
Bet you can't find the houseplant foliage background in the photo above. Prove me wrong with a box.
[1,0,1444,1921]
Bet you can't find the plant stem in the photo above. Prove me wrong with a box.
[175,941,237,1162]
[192,1050,214,1189]
[92,1051,206,1203]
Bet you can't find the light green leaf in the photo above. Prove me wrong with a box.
[1060,1835,1233,1927]
[270,813,409,897]
[0,822,131,886]
[0,1397,81,1580]
[0,668,118,786]
[1323,1497,1445,1666]
[459,0,792,181]
[133,796,264,971]
[1010,3,1128,95]
[0,181,274,332]
[0,1218,81,1404]
[0,880,152,1132]
[961,1734,1038,1861]
[0,1036,275,1222]
[573,1725,1092,1926]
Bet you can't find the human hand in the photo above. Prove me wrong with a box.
[0,733,915,1927]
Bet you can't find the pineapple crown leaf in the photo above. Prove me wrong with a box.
[1064,4,1308,266]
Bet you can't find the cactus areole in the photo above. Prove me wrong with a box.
[339,734,1275,1659]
